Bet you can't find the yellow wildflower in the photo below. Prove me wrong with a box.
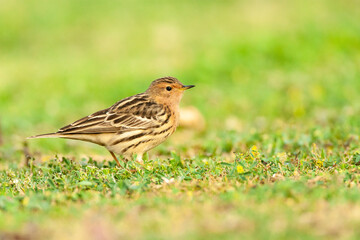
[237,165,245,174]
[315,159,324,168]
[22,196,30,206]
[250,145,260,160]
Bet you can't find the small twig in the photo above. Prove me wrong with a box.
[23,141,32,167]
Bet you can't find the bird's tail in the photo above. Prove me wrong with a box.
[27,133,60,139]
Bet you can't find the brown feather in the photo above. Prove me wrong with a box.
[28,76,195,163]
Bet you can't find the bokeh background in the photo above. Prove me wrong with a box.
[1,0,360,160]
[1,0,360,238]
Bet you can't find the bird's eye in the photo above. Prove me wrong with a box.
[166,86,172,91]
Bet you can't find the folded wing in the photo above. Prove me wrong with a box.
[57,95,169,135]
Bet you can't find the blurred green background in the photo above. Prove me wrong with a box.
[1,0,360,239]
[1,0,360,157]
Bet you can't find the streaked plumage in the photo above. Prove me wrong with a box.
[28,77,195,166]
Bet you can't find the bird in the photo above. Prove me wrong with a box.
[28,76,195,167]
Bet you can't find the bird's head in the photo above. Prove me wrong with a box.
[146,77,195,106]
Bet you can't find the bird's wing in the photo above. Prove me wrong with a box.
[57,108,118,134]
[57,95,169,135]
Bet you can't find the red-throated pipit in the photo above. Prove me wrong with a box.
[28,77,195,166]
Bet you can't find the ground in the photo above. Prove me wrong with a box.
[1,0,360,239]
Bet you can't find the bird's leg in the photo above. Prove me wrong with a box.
[136,154,144,164]
[109,151,122,167]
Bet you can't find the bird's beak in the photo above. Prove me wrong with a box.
[181,85,195,90]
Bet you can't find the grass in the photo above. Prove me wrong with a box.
[2,142,360,239]
[1,0,360,239]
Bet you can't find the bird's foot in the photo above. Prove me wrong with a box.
[136,155,144,164]
[109,151,125,168]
